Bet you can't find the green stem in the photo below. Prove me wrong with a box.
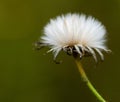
[74,58,106,102]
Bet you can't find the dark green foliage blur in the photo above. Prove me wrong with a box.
[0,0,120,102]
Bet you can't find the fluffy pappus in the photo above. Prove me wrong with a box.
[35,13,111,62]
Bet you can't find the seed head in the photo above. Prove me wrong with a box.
[35,13,110,62]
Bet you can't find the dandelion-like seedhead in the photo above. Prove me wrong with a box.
[35,13,110,62]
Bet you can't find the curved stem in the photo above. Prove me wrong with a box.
[74,58,106,102]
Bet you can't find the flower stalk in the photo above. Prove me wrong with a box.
[74,58,106,102]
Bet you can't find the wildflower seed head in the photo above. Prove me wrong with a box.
[36,13,110,61]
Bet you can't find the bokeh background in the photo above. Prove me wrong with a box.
[0,0,120,102]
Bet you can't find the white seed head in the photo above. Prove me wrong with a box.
[37,13,110,61]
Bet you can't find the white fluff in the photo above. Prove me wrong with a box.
[40,13,110,61]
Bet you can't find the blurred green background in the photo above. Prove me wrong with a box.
[0,0,120,102]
